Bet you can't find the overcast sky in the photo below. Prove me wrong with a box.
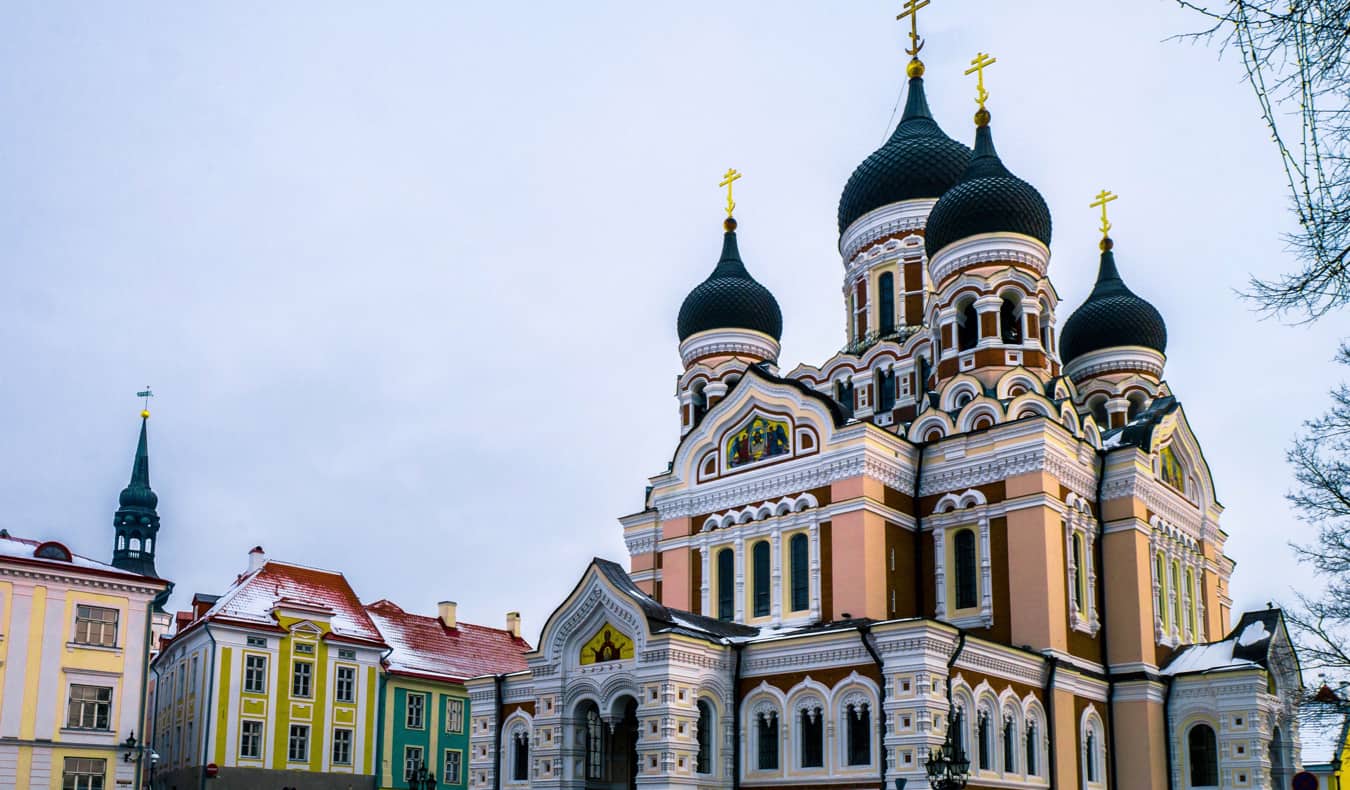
[2,1,1343,646]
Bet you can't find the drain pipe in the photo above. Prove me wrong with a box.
[858,624,887,790]
[731,642,745,790]
[1044,654,1060,789]
[198,624,217,790]
[912,440,928,616]
[1093,449,1119,790]
[493,674,505,790]
[1163,676,1175,789]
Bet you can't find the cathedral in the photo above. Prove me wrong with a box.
[465,15,1304,790]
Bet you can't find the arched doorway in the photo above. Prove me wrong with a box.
[577,697,639,790]
[1269,725,1287,788]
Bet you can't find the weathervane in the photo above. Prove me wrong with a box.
[896,0,931,58]
[1090,189,1119,241]
[137,386,154,419]
[965,51,997,116]
[719,168,742,219]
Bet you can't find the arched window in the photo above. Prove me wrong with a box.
[1087,395,1109,427]
[1003,716,1016,773]
[1072,533,1086,610]
[977,711,991,770]
[1270,726,1287,788]
[1000,296,1022,344]
[1155,553,1169,632]
[1188,723,1218,786]
[958,301,978,351]
[696,700,713,774]
[1038,298,1052,349]
[117,535,126,551]
[752,541,771,618]
[1171,562,1183,636]
[876,367,896,412]
[756,711,779,770]
[1184,569,1196,639]
[846,702,871,766]
[144,537,153,553]
[1084,729,1097,783]
[836,378,855,415]
[1025,719,1038,776]
[717,548,735,621]
[512,730,529,781]
[799,704,824,768]
[789,534,809,612]
[585,706,604,780]
[879,272,895,335]
[954,529,978,610]
[854,281,869,339]
[129,537,142,552]
[951,706,966,758]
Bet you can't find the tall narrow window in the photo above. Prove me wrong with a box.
[1085,730,1097,782]
[800,706,824,768]
[1171,562,1183,635]
[288,724,309,762]
[854,281,868,338]
[244,655,267,694]
[331,728,353,765]
[1188,724,1218,786]
[405,745,425,780]
[878,272,895,335]
[717,548,735,621]
[1003,717,1016,773]
[335,665,355,704]
[757,712,779,770]
[978,712,991,770]
[951,707,966,757]
[958,302,978,351]
[752,541,770,618]
[1025,720,1038,776]
[846,703,871,766]
[1155,554,1169,631]
[877,368,896,412]
[696,700,713,774]
[291,661,312,698]
[954,529,978,610]
[585,707,604,780]
[1072,533,1086,610]
[1184,569,1196,638]
[1000,297,1022,343]
[406,692,426,729]
[789,534,809,612]
[239,720,262,759]
[512,731,529,781]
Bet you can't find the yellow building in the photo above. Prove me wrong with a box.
[0,530,169,789]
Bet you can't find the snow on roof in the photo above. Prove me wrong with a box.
[364,600,530,681]
[1161,638,1260,676]
[1238,620,1270,647]
[200,560,385,646]
[0,530,162,582]
[1298,688,1350,766]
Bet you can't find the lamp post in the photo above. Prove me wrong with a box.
[925,714,970,790]
[408,759,438,790]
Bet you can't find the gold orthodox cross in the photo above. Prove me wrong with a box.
[896,0,931,57]
[719,168,742,218]
[965,51,997,109]
[1090,189,1119,238]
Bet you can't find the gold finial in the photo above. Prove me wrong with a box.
[137,386,153,419]
[897,0,932,67]
[719,168,743,220]
[1090,189,1118,247]
[965,51,997,123]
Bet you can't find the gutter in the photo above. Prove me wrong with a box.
[731,642,744,790]
[1093,448,1119,790]
[198,623,218,790]
[149,657,163,790]
[945,629,967,701]
[373,644,393,787]
[135,599,153,790]
[1044,654,1059,789]
[493,674,505,790]
[858,624,887,790]
[1162,675,1175,789]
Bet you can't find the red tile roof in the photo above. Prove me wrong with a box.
[365,600,530,682]
[199,561,386,647]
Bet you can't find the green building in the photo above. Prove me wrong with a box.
[365,600,529,790]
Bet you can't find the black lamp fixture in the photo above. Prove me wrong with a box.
[925,712,971,790]
[408,759,438,790]
[121,732,140,763]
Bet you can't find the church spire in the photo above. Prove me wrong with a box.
[112,400,161,579]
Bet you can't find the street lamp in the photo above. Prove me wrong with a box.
[408,759,438,790]
[121,732,141,763]
[925,714,970,790]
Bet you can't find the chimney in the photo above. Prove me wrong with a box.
[248,546,266,573]
[506,611,521,639]
[438,601,458,629]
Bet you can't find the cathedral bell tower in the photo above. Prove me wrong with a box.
[111,407,162,579]
[673,173,784,436]
[923,56,1058,389]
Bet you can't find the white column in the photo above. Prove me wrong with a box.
[700,537,712,617]
[734,537,746,622]
[770,528,783,626]
[808,520,821,622]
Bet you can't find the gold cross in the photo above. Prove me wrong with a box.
[896,0,931,57]
[719,168,743,218]
[965,51,997,109]
[1090,189,1119,238]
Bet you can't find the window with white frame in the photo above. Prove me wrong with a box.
[845,699,871,766]
[244,654,267,694]
[291,661,312,698]
[406,692,426,729]
[74,605,118,647]
[1150,524,1206,647]
[332,728,353,765]
[446,697,465,733]
[66,684,113,730]
[405,745,425,780]
[239,719,263,759]
[1081,710,1106,786]
[335,665,355,703]
[444,749,463,784]
[1064,496,1101,635]
[61,757,106,790]
[798,700,824,768]
[755,709,779,770]
[288,724,309,762]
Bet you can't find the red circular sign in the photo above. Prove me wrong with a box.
[1293,771,1319,790]
[204,763,219,778]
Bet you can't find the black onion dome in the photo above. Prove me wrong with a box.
[837,74,972,234]
[1059,243,1168,364]
[677,222,783,342]
[924,122,1052,258]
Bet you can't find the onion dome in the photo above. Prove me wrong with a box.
[837,62,972,234]
[677,218,783,342]
[924,116,1052,258]
[1059,239,1168,364]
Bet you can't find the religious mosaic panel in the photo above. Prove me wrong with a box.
[725,415,790,469]
[579,623,634,665]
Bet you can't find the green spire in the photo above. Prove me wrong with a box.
[112,412,161,578]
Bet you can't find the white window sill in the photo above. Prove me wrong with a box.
[66,642,121,653]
